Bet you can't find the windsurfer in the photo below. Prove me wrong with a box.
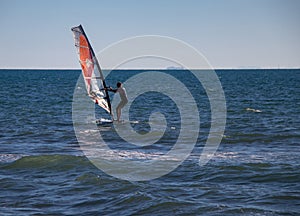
[107,82,128,122]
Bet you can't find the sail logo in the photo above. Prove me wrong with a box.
[72,35,226,181]
[85,58,93,70]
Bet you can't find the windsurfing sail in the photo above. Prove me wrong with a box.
[71,25,112,117]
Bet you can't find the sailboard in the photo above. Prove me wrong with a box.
[71,25,113,125]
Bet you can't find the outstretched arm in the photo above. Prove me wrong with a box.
[106,87,117,93]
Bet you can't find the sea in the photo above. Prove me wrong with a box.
[0,69,299,215]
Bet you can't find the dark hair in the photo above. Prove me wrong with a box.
[117,82,122,88]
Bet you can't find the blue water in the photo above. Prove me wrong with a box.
[0,69,299,215]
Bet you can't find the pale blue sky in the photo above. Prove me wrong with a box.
[0,0,299,69]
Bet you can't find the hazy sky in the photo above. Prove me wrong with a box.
[0,0,299,69]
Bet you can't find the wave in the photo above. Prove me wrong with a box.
[1,154,92,171]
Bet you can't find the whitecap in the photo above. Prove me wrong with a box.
[246,108,262,113]
[0,154,24,163]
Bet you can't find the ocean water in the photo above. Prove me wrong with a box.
[0,69,299,215]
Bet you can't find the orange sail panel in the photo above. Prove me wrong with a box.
[79,35,94,92]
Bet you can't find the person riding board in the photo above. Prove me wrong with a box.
[107,82,128,122]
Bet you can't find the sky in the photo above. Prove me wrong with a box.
[0,0,299,69]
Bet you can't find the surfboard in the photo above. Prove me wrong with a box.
[96,118,139,127]
[96,118,113,126]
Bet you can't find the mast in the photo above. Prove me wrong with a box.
[75,25,112,117]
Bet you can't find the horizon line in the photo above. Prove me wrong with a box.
[0,67,299,70]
